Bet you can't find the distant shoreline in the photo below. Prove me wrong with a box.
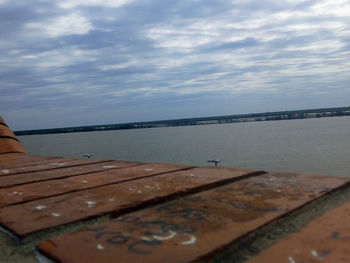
[14,106,350,136]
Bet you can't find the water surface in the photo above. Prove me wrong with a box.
[18,117,350,177]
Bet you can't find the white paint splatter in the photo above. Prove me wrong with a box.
[144,168,154,171]
[80,180,88,184]
[310,250,324,259]
[181,234,196,245]
[97,244,104,250]
[153,230,176,241]
[52,212,60,217]
[102,165,117,169]
[35,205,46,210]
[288,256,296,263]
[128,188,135,192]
[8,191,22,195]
[143,184,160,190]
[189,174,195,177]
[109,197,116,202]
[276,189,282,192]
[311,250,318,257]
[1,169,9,174]
[86,201,97,208]
[137,190,142,194]
[49,162,66,166]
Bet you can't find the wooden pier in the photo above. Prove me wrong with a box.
[1,116,350,262]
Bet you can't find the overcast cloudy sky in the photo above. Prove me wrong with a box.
[1,0,350,130]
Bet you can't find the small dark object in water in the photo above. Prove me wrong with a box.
[207,159,221,166]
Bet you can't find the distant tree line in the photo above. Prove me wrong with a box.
[14,106,350,136]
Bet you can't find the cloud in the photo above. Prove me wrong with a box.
[21,48,99,70]
[26,13,93,37]
[1,0,350,129]
[59,0,136,9]
[312,0,350,17]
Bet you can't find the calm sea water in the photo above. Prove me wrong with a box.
[18,117,350,177]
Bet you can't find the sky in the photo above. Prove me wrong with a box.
[1,0,350,130]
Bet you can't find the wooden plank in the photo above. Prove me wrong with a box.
[0,125,17,139]
[0,163,189,206]
[0,154,56,168]
[0,161,140,188]
[0,157,66,170]
[0,153,54,162]
[37,173,349,263]
[0,139,26,154]
[0,158,107,176]
[245,200,350,263]
[0,121,25,154]
[0,153,26,159]
[0,167,261,237]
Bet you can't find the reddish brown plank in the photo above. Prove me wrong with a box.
[0,167,261,237]
[0,154,56,167]
[0,121,26,154]
[0,154,56,170]
[0,157,68,170]
[0,158,107,175]
[246,200,350,263]
[0,152,26,159]
[0,163,190,206]
[0,125,17,138]
[0,160,140,188]
[37,173,349,263]
[0,139,26,154]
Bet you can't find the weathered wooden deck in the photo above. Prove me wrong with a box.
[1,116,350,262]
